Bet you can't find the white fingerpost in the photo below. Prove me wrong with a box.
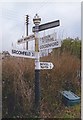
[33,14,41,115]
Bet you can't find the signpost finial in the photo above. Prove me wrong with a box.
[33,14,41,25]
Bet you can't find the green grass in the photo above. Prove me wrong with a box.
[55,104,81,119]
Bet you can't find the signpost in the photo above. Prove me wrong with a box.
[33,14,41,115]
[17,34,35,44]
[39,40,61,50]
[32,20,60,32]
[10,14,61,116]
[9,49,35,59]
[39,33,57,45]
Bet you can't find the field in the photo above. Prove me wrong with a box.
[0,57,2,119]
[2,38,81,119]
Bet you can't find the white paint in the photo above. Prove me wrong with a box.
[35,52,40,70]
[39,49,52,57]
[39,39,61,50]
[39,62,54,69]
[39,33,57,45]
[9,49,35,58]
[17,34,35,44]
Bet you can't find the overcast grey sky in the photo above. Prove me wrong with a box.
[0,1,82,52]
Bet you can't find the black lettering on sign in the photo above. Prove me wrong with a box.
[25,51,30,56]
[40,41,59,49]
[32,52,35,56]
[12,49,16,54]
[12,49,35,57]
[25,52,27,55]
[40,63,49,68]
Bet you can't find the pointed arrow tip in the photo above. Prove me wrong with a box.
[50,63,54,69]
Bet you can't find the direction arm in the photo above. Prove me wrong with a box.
[33,20,60,32]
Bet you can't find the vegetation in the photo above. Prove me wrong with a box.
[2,37,81,118]
[0,59,2,119]
[61,37,81,59]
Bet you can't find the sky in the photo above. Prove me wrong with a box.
[0,0,82,52]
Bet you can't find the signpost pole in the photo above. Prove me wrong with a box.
[33,14,41,115]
